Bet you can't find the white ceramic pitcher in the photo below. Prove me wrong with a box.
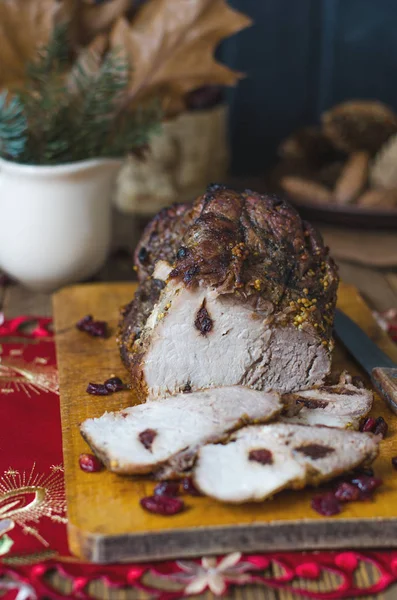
[0,158,122,292]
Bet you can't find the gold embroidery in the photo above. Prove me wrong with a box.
[1,548,57,565]
[0,358,59,397]
[50,465,64,473]
[0,464,67,546]
[34,357,48,365]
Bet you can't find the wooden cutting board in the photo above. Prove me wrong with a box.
[53,282,397,564]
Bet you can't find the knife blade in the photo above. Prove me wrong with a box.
[334,309,397,414]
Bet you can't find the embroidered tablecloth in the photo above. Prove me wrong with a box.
[0,314,397,600]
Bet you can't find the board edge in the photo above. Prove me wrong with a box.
[68,517,397,564]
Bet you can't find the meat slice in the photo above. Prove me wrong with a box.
[281,372,373,429]
[131,278,332,398]
[121,185,339,398]
[193,423,379,503]
[80,387,282,476]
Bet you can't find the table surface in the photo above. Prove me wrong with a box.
[2,211,397,600]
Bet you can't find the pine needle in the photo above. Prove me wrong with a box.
[0,26,161,165]
[0,92,28,159]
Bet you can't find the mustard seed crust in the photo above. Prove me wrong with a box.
[120,185,339,383]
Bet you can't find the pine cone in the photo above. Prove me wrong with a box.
[322,100,397,155]
[370,133,397,189]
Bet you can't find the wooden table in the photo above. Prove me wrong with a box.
[1,212,397,600]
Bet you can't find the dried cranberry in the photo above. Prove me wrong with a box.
[104,377,125,393]
[86,320,108,338]
[248,449,273,465]
[360,417,376,433]
[334,482,360,502]
[311,492,341,516]
[182,477,202,496]
[297,398,328,409]
[139,429,157,451]
[140,495,184,515]
[86,382,110,396]
[79,453,103,473]
[295,444,334,460]
[374,416,388,438]
[392,457,397,470]
[154,481,180,497]
[76,315,93,330]
[350,475,383,494]
[76,315,108,338]
[194,301,213,335]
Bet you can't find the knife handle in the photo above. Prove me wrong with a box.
[371,367,397,415]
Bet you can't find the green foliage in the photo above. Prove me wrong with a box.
[27,23,71,83]
[0,92,28,159]
[0,26,161,165]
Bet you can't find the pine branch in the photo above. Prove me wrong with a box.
[26,23,70,84]
[0,92,28,160]
[0,26,161,165]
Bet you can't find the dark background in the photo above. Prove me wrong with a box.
[221,0,397,176]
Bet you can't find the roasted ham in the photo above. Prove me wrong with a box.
[119,185,339,398]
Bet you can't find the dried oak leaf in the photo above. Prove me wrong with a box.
[322,100,397,155]
[110,0,252,108]
[0,0,59,89]
[63,0,131,47]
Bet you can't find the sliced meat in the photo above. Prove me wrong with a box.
[130,278,332,398]
[121,186,339,398]
[281,372,373,429]
[193,423,379,503]
[80,387,282,476]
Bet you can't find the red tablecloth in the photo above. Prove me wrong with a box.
[0,314,397,600]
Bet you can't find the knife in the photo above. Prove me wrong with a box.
[334,309,397,414]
